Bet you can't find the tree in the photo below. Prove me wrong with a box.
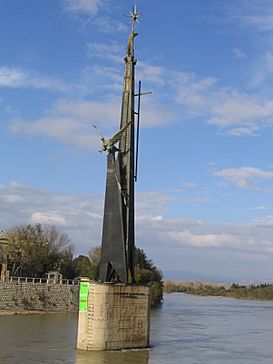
[88,246,164,307]
[72,255,92,278]
[88,246,101,279]
[60,245,75,279]
[135,248,164,306]
[7,224,74,278]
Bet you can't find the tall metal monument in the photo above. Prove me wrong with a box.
[77,5,151,350]
[97,4,142,284]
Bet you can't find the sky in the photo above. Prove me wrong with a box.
[1,0,273,282]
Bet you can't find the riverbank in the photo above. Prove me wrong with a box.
[0,310,68,316]
[0,281,79,312]
[164,280,273,301]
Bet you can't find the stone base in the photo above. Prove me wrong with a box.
[77,283,150,351]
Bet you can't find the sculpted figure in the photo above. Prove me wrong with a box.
[93,120,132,153]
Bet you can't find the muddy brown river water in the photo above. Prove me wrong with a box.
[0,293,273,363]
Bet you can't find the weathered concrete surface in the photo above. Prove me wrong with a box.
[77,283,150,351]
[0,281,79,312]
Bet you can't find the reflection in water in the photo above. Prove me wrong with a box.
[76,349,149,364]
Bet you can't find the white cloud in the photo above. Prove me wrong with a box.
[181,181,199,189]
[137,63,166,85]
[169,69,273,134]
[165,222,273,252]
[65,0,105,16]
[9,87,175,148]
[224,1,273,33]
[10,115,100,150]
[214,167,273,189]
[239,14,273,32]
[87,41,123,63]
[187,197,213,204]
[64,0,126,34]
[0,65,67,92]
[0,66,26,87]
[233,48,247,59]
[32,212,66,226]
[93,16,127,34]
[168,230,235,248]
[0,182,104,253]
[2,182,273,279]
[136,192,173,216]
[9,97,123,150]
[257,215,273,225]
[138,213,273,256]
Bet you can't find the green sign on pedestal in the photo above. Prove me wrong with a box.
[79,282,89,312]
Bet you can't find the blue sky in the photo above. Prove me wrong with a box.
[2,0,273,282]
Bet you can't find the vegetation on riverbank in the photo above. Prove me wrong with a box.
[164,280,273,301]
[89,246,164,307]
[4,224,163,307]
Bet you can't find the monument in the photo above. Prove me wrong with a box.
[77,3,151,351]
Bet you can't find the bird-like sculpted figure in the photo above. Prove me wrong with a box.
[92,120,132,153]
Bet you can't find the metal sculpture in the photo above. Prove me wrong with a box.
[96,4,145,284]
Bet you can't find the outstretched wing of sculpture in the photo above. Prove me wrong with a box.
[108,120,132,146]
[93,120,132,153]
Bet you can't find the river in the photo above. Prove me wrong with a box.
[0,293,273,363]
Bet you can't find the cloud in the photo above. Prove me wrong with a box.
[32,212,67,226]
[87,41,123,63]
[187,197,214,204]
[93,16,127,34]
[0,182,104,253]
[169,69,273,134]
[0,182,175,254]
[168,230,235,248]
[137,62,166,85]
[257,214,273,225]
[9,98,122,150]
[0,66,26,87]
[214,167,273,189]
[126,60,273,135]
[2,181,273,280]
[64,0,126,34]
[165,221,273,252]
[222,0,273,33]
[237,14,273,32]
[9,89,175,148]
[136,191,174,216]
[64,0,105,16]
[0,66,67,92]
[233,48,247,59]
[249,206,269,211]
[137,213,273,258]
[6,56,273,139]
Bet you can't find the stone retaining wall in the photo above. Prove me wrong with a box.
[0,281,79,312]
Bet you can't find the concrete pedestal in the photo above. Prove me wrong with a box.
[77,282,150,351]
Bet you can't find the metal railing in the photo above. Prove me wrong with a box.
[5,276,79,285]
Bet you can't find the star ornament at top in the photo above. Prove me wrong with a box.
[130,4,141,28]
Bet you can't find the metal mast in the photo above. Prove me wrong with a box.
[98,4,140,284]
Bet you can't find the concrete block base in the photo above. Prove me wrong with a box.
[77,282,150,351]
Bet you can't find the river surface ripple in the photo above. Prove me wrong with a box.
[0,293,273,363]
